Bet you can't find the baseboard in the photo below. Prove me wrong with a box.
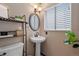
[41,52,46,56]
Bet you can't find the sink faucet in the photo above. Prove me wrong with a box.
[34,32,39,37]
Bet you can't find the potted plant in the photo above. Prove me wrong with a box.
[15,16,24,21]
[65,31,77,44]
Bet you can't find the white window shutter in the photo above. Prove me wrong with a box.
[44,3,71,31]
[44,7,55,31]
[56,3,71,30]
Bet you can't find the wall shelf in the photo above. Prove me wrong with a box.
[0,30,16,32]
[0,30,26,39]
[0,15,27,55]
[0,35,14,39]
[0,35,26,39]
[0,17,27,24]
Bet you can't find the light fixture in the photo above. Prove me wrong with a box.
[34,4,42,13]
[38,7,42,13]
[34,5,38,9]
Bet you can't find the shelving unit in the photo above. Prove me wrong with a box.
[0,17,27,24]
[0,34,26,39]
[0,35,14,39]
[0,15,27,56]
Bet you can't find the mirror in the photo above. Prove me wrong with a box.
[29,13,40,31]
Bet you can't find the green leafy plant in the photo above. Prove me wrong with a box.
[15,16,23,19]
[65,31,77,44]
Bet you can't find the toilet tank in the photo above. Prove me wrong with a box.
[0,42,24,56]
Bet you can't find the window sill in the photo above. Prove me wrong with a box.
[44,29,71,32]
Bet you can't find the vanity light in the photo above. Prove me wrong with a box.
[34,5,38,9]
[34,5,42,13]
[38,7,42,13]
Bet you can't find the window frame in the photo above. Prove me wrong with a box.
[44,3,72,31]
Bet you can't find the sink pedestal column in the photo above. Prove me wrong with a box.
[35,43,40,56]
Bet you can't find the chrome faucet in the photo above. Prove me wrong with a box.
[34,32,39,37]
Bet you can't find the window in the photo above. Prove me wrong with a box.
[44,3,71,31]
[44,7,55,30]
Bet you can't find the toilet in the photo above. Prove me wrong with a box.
[0,42,24,56]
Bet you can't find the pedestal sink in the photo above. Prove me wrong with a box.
[30,35,46,56]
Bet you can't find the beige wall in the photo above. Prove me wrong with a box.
[40,3,79,56]
[1,3,79,56]
[3,3,56,56]
[3,3,35,55]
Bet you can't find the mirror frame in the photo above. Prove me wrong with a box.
[29,13,40,31]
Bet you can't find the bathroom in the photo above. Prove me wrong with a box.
[0,3,79,56]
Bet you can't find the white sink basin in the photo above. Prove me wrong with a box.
[30,35,46,56]
[30,35,46,43]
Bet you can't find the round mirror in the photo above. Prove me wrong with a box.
[29,13,40,31]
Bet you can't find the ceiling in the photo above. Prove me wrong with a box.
[4,3,56,9]
[29,3,57,9]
